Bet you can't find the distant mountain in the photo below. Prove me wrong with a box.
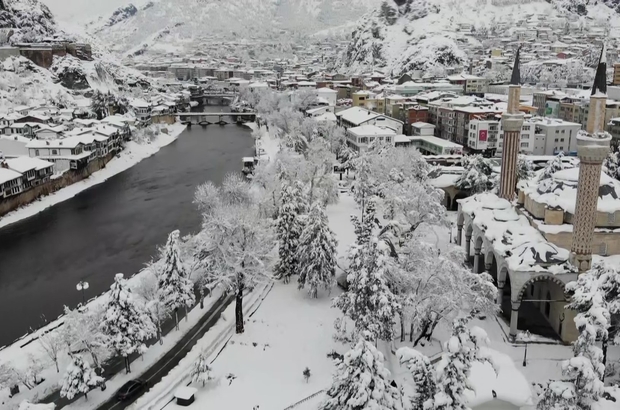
[88,0,382,53]
[340,0,620,76]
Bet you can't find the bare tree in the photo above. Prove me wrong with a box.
[38,330,64,373]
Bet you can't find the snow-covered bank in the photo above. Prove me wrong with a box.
[0,123,186,230]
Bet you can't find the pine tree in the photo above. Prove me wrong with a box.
[539,152,565,181]
[433,318,491,410]
[90,90,108,120]
[60,355,104,401]
[455,155,496,194]
[190,351,213,387]
[353,154,375,215]
[321,334,406,410]
[516,156,535,183]
[397,348,436,410]
[100,273,156,373]
[351,198,380,247]
[335,240,400,342]
[297,203,338,298]
[157,230,195,330]
[274,181,306,283]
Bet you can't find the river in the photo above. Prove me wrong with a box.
[0,116,254,346]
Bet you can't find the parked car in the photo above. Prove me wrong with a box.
[116,379,148,401]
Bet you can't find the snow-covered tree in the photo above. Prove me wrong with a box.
[455,155,497,194]
[134,269,170,345]
[157,230,195,330]
[90,90,108,120]
[38,330,64,373]
[100,273,156,373]
[603,148,620,181]
[62,305,108,372]
[433,319,491,410]
[393,243,497,345]
[297,203,338,298]
[335,239,400,342]
[321,333,407,410]
[60,354,103,401]
[353,154,376,215]
[274,180,307,283]
[539,152,566,181]
[540,263,620,409]
[397,348,436,410]
[190,351,213,387]
[194,174,273,334]
[516,156,535,183]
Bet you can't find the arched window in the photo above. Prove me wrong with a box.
[544,291,552,317]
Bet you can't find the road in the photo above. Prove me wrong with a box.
[0,109,254,346]
[41,292,234,409]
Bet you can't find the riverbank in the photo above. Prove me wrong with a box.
[0,122,186,230]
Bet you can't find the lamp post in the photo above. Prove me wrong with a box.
[76,281,89,305]
[522,330,531,367]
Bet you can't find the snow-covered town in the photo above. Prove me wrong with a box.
[1,1,620,410]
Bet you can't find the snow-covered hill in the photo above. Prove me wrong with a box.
[340,0,620,76]
[0,0,154,109]
[86,0,382,53]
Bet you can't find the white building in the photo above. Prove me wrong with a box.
[468,119,535,155]
[26,137,93,172]
[411,122,436,136]
[410,135,463,155]
[130,99,152,123]
[345,125,396,152]
[316,88,337,112]
[336,106,403,134]
[0,166,24,198]
[5,156,54,189]
[530,117,582,155]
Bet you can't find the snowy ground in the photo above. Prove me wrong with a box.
[0,123,186,230]
[143,190,619,410]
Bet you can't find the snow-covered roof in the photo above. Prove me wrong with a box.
[394,135,412,143]
[459,193,572,273]
[314,112,337,123]
[316,87,337,94]
[336,106,381,125]
[0,166,22,184]
[5,157,53,173]
[26,137,83,150]
[174,386,197,400]
[412,135,461,148]
[348,125,396,137]
[411,122,435,129]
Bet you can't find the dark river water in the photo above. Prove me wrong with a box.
[0,117,254,346]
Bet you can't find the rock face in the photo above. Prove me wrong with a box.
[340,0,620,76]
[0,0,58,43]
[89,0,382,53]
[50,55,89,89]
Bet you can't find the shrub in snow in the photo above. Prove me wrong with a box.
[157,230,195,330]
[303,367,311,383]
[397,348,436,410]
[274,180,307,283]
[321,333,407,410]
[60,354,103,401]
[297,202,338,298]
[100,273,156,373]
[194,174,273,334]
[455,155,497,194]
[516,156,535,183]
[190,351,213,387]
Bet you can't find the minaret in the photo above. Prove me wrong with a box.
[499,47,524,201]
[569,44,611,273]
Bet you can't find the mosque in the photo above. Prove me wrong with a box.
[456,46,613,343]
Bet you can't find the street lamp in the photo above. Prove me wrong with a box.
[76,281,89,305]
[522,330,531,367]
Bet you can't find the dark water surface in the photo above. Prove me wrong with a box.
[0,121,254,346]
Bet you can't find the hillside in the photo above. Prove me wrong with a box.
[340,0,620,76]
[0,0,154,109]
[86,0,382,54]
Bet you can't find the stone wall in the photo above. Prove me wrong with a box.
[0,153,114,217]
[19,48,53,69]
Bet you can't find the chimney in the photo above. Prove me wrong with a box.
[570,44,610,273]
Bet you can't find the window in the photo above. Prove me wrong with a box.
[35,149,39,156]
[52,149,58,155]
[544,291,552,317]
[599,243,608,256]
[520,142,529,148]
[561,129,565,134]
[555,130,559,133]
[561,138,564,142]
[555,138,558,142]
